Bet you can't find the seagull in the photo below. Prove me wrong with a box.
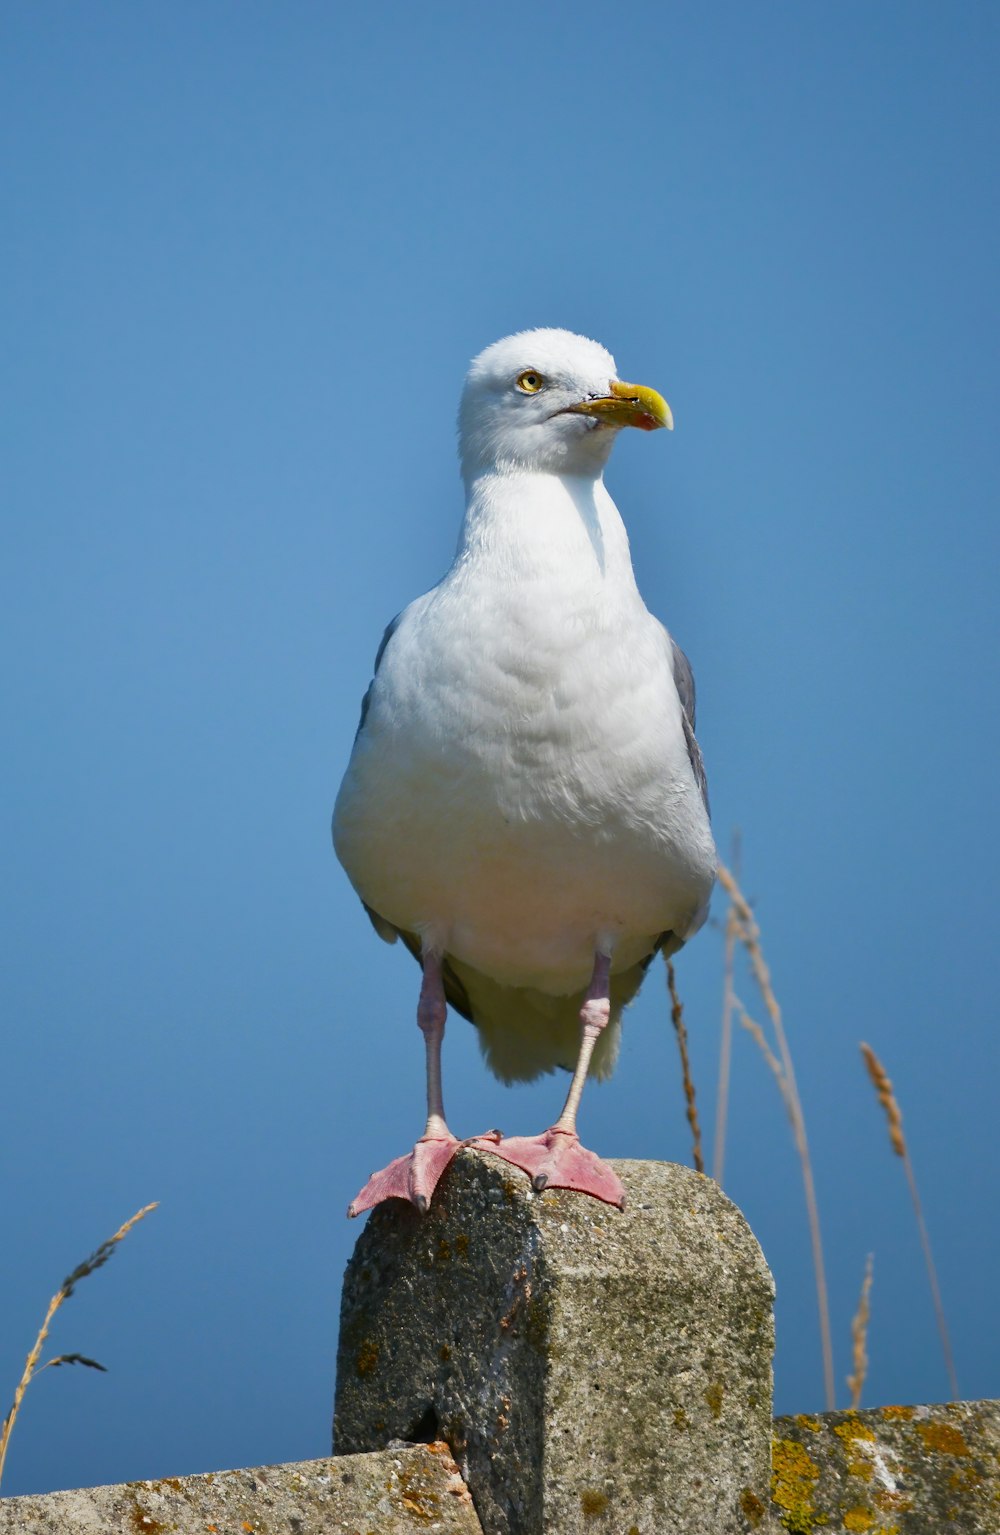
[333,329,716,1217]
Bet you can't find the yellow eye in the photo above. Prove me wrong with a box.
[515,370,545,394]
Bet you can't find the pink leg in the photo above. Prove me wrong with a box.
[470,953,626,1209]
[348,952,463,1217]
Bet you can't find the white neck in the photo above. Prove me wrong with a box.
[453,468,638,590]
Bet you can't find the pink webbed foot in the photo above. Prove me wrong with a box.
[348,1132,462,1218]
[469,1127,626,1209]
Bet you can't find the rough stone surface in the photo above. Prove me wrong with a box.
[0,1444,484,1533]
[771,1400,1000,1534]
[334,1147,775,1535]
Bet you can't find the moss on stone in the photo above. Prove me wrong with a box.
[356,1338,379,1377]
[579,1488,610,1518]
[739,1487,767,1527]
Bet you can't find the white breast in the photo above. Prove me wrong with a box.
[333,471,716,994]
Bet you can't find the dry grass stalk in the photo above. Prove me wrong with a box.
[846,1253,874,1409]
[860,1042,959,1400]
[666,958,704,1174]
[0,1202,157,1490]
[713,901,739,1184]
[860,1042,905,1155]
[732,992,787,1104]
[716,860,835,1411]
[712,833,741,1185]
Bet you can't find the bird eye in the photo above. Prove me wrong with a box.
[515,370,545,394]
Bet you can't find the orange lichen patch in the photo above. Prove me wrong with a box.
[396,1460,443,1522]
[771,1437,821,1533]
[916,1419,971,1456]
[794,1414,822,1432]
[128,1506,166,1535]
[242,1524,254,1532]
[842,1509,876,1532]
[833,1415,877,1480]
[834,1415,876,1445]
[880,1404,914,1421]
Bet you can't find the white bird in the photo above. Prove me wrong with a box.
[333,329,716,1216]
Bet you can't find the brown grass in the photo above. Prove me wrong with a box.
[666,958,704,1173]
[846,1253,874,1409]
[716,861,835,1411]
[0,1202,157,1491]
[712,900,739,1184]
[860,1042,958,1400]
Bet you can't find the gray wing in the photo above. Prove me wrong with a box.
[650,638,713,962]
[670,638,710,818]
[355,611,401,739]
[352,611,408,944]
[344,611,402,939]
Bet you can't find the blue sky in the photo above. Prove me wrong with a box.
[3,0,998,1497]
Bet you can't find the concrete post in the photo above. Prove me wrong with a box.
[335,1149,775,1535]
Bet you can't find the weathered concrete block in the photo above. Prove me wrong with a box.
[772,1400,1000,1534]
[335,1148,775,1535]
[0,1445,484,1533]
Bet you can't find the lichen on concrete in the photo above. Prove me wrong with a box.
[772,1400,1000,1533]
[335,1148,775,1535]
[0,1445,483,1534]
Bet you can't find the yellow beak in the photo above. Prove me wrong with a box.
[566,379,673,432]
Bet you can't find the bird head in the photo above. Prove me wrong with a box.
[458,328,672,484]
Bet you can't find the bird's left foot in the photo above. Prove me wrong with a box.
[468,1127,625,1209]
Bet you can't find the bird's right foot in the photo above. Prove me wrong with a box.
[348,1132,462,1218]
